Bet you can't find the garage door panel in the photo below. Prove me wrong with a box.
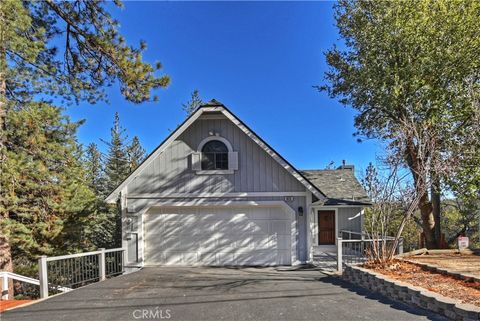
[236,250,276,265]
[250,220,270,234]
[215,238,236,250]
[270,221,290,235]
[216,252,235,265]
[146,250,165,264]
[274,235,292,250]
[214,221,250,236]
[199,252,217,265]
[182,252,199,265]
[269,208,290,220]
[235,237,255,249]
[163,252,183,265]
[145,206,292,266]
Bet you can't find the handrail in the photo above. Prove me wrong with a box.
[105,248,125,254]
[0,271,70,300]
[340,230,396,241]
[45,248,123,262]
[338,238,396,243]
[0,271,39,286]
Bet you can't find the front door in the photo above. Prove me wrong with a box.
[318,210,335,245]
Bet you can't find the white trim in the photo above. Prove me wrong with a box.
[305,190,313,263]
[105,105,325,203]
[126,192,307,199]
[196,170,234,175]
[360,208,365,234]
[197,135,233,152]
[131,200,297,267]
[314,207,339,246]
[312,203,369,208]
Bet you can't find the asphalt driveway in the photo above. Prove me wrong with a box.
[2,266,447,321]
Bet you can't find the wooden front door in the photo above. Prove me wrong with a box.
[318,210,335,245]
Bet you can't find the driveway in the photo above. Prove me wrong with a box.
[2,266,447,321]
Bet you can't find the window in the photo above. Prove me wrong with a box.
[201,140,228,170]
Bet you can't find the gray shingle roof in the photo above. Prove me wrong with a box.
[301,169,371,206]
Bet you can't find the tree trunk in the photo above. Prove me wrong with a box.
[419,192,437,249]
[431,178,442,248]
[0,1,14,299]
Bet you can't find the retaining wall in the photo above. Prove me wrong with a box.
[343,265,480,321]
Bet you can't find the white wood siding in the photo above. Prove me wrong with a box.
[337,207,362,233]
[128,116,305,195]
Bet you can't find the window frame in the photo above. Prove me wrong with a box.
[196,136,235,175]
[201,140,229,170]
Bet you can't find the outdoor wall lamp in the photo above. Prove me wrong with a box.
[298,206,304,216]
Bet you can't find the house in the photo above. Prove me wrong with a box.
[105,100,370,267]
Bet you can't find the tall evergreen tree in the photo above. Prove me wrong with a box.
[0,103,96,261]
[103,112,130,194]
[127,136,146,173]
[182,89,203,115]
[84,143,106,197]
[82,143,117,249]
[101,113,131,246]
[0,0,169,276]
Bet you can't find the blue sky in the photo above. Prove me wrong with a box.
[66,1,384,174]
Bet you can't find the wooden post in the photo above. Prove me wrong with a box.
[337,237,343,274]
[2,273,9,300]
[398,238,404,255]
[99,248,106,281]
[38,256,48,299]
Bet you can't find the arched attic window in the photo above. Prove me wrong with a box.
[201,140,229,170]
[192,136,238,174]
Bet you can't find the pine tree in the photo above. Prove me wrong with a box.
[182,90,203,115]
[127,136,146,173]
[103,112,130,194]
[82,143,118,249]
[0,0,169,280]
[0,103,96,261]
[84,143,106,197]
[101,112,131,247]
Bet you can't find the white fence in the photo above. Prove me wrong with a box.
[39,248,125,298]
[0,271,70,300]
[336,231,403,273]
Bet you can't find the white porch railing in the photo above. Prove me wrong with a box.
[1,271,71,300]
[39,248,125,298]
[336,235,403,273]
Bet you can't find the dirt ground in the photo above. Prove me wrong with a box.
[407,253,480,279]
[0,300,33,313]
[370,260,480,307]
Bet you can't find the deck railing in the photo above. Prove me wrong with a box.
[336,236,403,273]
[39,248,125,298]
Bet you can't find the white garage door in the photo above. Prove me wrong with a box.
[144,206,293,266]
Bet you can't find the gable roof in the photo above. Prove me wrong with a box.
[300,169,371,206]
[105,99,327,203]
